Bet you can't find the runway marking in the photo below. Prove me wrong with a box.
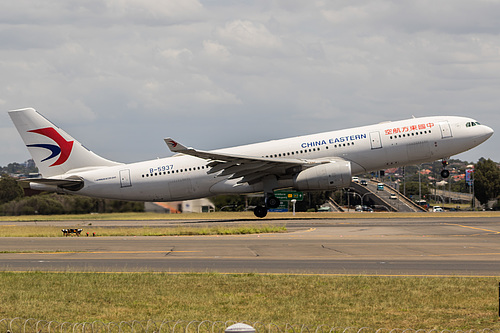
[3,250,201,254]
[444,223,500,234]
[87,250,201,254]
[299,252,500,258]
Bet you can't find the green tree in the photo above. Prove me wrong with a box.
[0,174,24,204]
[403,181,430,199]
[474,158,500,206]
[296,191,332,212]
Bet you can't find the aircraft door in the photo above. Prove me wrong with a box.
[119,169,132,188]
[369,131,382,149]
[438,121,453,138]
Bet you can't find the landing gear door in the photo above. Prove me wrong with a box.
[438,121,453,139]
[119,169,132,188]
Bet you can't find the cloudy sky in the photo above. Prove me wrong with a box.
[1,0,499,168]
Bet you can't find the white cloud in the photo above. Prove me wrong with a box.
[202,40,231,59]
[0,0,499,165]
[216,20,283,51]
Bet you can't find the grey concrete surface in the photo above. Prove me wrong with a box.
[0,216,499,276]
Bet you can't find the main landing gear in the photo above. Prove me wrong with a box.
[253,193,280,218]
[440,159,450,178]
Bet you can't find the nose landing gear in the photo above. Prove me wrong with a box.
[440,159,450,178]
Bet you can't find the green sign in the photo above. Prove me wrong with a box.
[274,191,304,201]
[269,200,289,212]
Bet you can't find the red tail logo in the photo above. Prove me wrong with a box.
[27,128,74,166]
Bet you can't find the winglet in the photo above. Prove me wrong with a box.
[164,138,189,153]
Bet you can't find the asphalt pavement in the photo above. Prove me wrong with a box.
[1,216,499,276]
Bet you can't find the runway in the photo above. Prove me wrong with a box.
[1,216,499,276]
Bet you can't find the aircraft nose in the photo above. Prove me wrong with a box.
[482,125,494,139]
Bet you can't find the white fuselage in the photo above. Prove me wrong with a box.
[52,116,493,201]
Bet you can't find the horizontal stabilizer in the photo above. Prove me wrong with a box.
[21,177,84,191]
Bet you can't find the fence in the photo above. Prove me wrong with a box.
[1,319,498,333]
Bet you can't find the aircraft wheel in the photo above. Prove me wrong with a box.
[266,195,280,209]
[254,206,268,218]
[441,169,450,178]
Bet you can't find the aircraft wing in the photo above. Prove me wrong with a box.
[164,138,333,185]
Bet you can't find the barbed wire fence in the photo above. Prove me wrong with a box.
[1,319,499,333]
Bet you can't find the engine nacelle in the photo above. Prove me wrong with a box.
[293,160,351,191]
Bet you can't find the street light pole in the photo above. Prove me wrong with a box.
[403,166,406,196]
[418,164,422,201]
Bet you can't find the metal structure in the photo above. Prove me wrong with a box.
[0,319,498,333]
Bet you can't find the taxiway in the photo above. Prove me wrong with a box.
[0,216,499,276]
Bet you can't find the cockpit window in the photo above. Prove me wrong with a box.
[466,121,481,127]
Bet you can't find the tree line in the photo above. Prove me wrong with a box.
[1,157,498,215]
[0,175,143,216]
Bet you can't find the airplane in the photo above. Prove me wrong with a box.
[9,108,494,217]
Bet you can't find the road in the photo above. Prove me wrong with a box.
[1,216,499,276]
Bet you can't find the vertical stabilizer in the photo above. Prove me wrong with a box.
[9,108,121,177]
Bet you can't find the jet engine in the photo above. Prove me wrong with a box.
[293,160,351,191]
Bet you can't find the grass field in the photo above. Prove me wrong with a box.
[1,212,499,329]
[0,225,286,237]
[0,272,498,330]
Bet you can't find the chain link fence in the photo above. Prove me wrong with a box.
[1,319,498,333]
